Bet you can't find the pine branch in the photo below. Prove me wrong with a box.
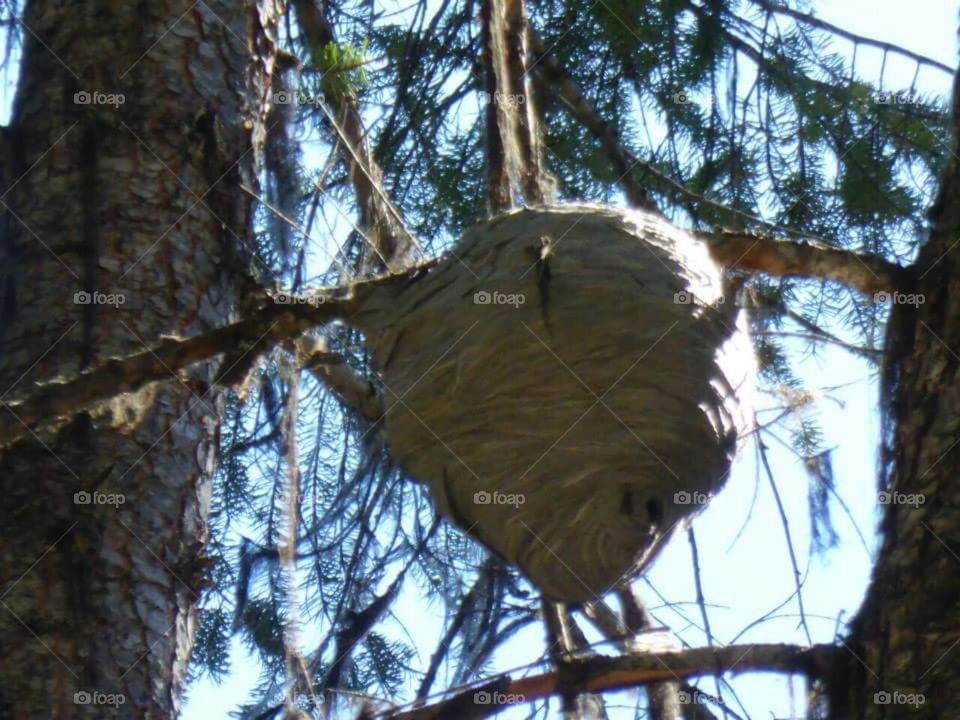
[749,0,955,75]
[416,557,501,704]
[380,643,837,720]
[530,29,912,296]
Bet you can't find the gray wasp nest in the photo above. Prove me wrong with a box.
[353,205,752,602]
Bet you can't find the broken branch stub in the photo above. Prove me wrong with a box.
[352,205,753,601]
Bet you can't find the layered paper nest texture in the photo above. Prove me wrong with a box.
[356,205,752,601]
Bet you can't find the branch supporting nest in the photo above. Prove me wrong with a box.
[483,0,556,210]
[0,216,906,452]
[701,230,909,295]
[528,30,656,213]
[381,643,837,720]
[0,262,438,449]
[542,601,609,718]
[296,335,384,422]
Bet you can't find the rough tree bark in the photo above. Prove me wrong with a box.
[829,64,960,720]
[0,1,278,717]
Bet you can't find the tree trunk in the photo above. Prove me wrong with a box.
[832,72,960,719]
[0,1,277,717]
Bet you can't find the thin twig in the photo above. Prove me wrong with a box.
[755,420,814,645]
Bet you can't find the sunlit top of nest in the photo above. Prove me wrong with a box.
[354,204,753,602]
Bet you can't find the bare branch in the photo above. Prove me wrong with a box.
[292,0,421,271]
[296,335,383,422]
[756,427,814,646]
[0,262,439,449]
[485,0,556,208]
[528,30,656,212]
[617,587,681,720]
[702,230,910,295]
[380,643,838,720]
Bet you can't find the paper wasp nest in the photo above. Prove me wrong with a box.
[354,205,752,601]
